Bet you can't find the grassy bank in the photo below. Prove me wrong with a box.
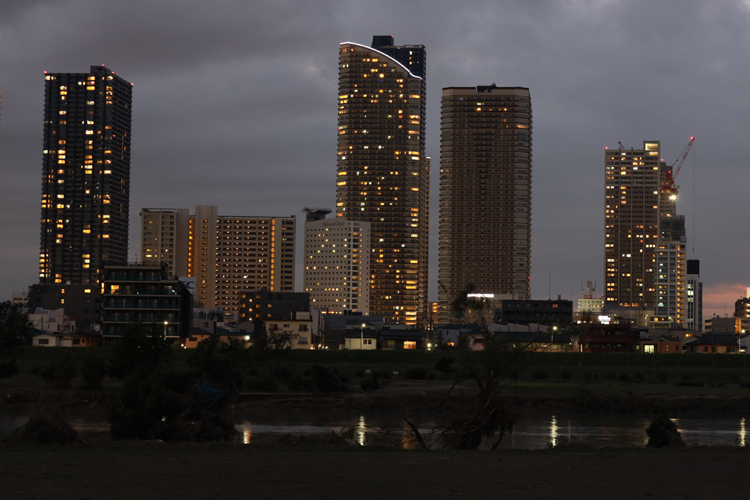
[5,346,750,403]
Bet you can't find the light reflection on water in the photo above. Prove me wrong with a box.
[235,413,750,449]
[742,418,747,447]
[357,415,366,446]
[549,415,558,447]
[3,411,750,449]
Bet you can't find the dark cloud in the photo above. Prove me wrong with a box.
[1,0,748,317]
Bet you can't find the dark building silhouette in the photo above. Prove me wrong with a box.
[497,299,572,326]
[100,265,192,343]
[39,65,133,287]
[238,288,310,322]
[438,85,533,322]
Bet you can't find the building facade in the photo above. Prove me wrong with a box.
[652,240,686,328]
[304,216,370,315]
[605,141,690,328]
[604,142,662,308]
[140,205,295,318]
[140,208,190,276]
[238,289,310,323]
[686,259,702,332]
[438,85,532,323]
[40,66,132,287]
[336,37,429,327]
[498,299,571,326]
[100,265,192,343]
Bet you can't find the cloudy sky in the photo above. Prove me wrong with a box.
[1,0,748,318]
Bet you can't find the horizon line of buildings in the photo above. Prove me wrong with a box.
[3,36,723,343]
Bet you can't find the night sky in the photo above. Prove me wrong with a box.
[1,0,748,318]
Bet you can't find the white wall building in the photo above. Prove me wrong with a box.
[304,217,370,315]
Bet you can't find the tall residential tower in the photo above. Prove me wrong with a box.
[604,140,688,328]
[39,66,133,286]
[337,37,429,327]
[604,141,661,309]
[438,85,532,323]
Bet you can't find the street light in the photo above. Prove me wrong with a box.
[163,321,168,338]
[361,323,366,350]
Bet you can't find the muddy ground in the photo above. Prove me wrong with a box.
[2,442,749,499]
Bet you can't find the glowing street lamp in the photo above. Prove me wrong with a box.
[361,323,366,350]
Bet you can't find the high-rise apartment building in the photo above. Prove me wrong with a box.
[604,141,662,308]
[39,66,132,286]
[337,37,429,327]
[604,141,688,328]
[652,240,686,327]
[438,85,532,323]
[304,213,371,315]
[140,208,190,276]
[140,206,295,318]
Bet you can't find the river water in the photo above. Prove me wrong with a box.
[2,409,747,449]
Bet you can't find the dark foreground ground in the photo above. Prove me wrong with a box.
[2,442,749,499]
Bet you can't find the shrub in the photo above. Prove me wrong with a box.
[531,370,546,380]
[405,367,426,380]
[373,370,392,380]
[311,364,344,393]
[337,371,351,384]
[360,375,380,392]
[434,357,454,374]
[11,416,80,444]
[189,336,247,392]
[108,324,171,380]
[274,367,294,381]
[559,371,571,381]
[0,360,18,379]
[80,354,107,390]
[109,368,236,442]
[246,373,278,392]
[35,354,77,390]
[287,373,313,391]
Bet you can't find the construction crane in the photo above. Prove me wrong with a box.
[663,136,695,195]
[618,141,625,150]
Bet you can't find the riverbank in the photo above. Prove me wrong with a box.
[6,378,750,416]
[1,442,748,499]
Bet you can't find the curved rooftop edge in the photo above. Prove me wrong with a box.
[340,41,422,81]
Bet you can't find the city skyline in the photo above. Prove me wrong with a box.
[1,1,748,318]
